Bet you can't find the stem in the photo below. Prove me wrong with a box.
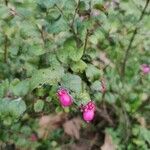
[121,0,150,77]
[37,25,46,45]
[55,4,78,37]
[55,3,82,47]
[71,0,80,28]
[54,4,69,26]
[5,0,8,6]
[40,29,45,44]
[83,29,89,54]
[4,35,8,63]
[96,107,114,125]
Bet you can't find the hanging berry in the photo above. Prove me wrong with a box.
[57,88,73,107]
[80,101,96,122]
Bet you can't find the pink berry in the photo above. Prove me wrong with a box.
[80,101,96,122]
[83,110,95,122]
[141,64,150,74]
[57,88,73,107]
[30,134,37,142]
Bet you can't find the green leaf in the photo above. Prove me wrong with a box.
[91,80,101,92]
[105,93,117,104]
[28,44,45,56]
[9,98,26,118]
[75,92,91,106]
[70,60,87,73]
[0,5,10,19]
[78,1,86,11]
[30,67,64,90]
[56,47,69,64]
[69,44,84,62]
[34,99,44,112]
[48,53,61,68]
[61,73,82,93]
[37,0,56,9]
[48,17,68,33]
[140,127,150,145]
[93,93,103,102]
[0,80,9,98]
[11,80,30,96]
[94,3,107,14]
[57,38,84,63]
[85,65,101,82]
[3,116,12,126]
[0,98,26,123]
[20,126,32,136]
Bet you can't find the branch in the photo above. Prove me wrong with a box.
[96,107,114,126]
[121,0,150,77]
[83,29,89,54]
[54,4,68,24]
[5,0,8,6]
[54,4,78,38]
[36,25,46,45]
[71,0,80,28]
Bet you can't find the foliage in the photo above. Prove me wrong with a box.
[0,0,150,149]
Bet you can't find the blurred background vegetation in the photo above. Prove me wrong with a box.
[0,0,150,149]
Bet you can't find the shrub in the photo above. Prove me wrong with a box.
[0,0,149,149]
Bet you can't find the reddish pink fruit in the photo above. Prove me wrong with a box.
[57,88,73,107]
[141,64,150,74]
[30,134,37,142]
[83,110,95,122]
[80,101,96,122]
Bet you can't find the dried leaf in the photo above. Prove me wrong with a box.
[137,116,146,127]
[38,113,67,139]
[101,132,117,150]
[63,117,83,140]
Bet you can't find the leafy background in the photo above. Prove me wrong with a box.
[0,0,150,149]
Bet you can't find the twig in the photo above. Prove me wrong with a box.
[96,107,114,125]
[121,101,131,143]
[54,4,69,26]
[36,25,46,45]
[71,0,80,28]
[40,29,46,44]
[83,29,89,54]
[4,35,8,63]
[121,0,150,77]
[5,0,8,6]
[54,4,78,39]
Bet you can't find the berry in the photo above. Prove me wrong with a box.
[30,134,37,142]
[83,110,95,122]
[141,64,150,74]
[80,101,96,122]
[57,88,73,107]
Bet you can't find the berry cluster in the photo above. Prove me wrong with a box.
[57,88,96,122]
